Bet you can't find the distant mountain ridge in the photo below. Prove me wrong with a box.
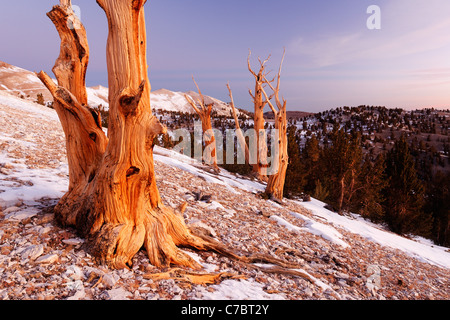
[0,61,241,117]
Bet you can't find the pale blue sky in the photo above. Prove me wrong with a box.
[1,0,449,112]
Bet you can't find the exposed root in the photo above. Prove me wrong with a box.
[84,205,214,270]
[190,228,299,268]
[187,227,335,289]
[143,268,245,285]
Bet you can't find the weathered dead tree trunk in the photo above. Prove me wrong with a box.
[36,0,108,226]
[39,0,214,270]
[247,50,274,182]
[185,77,220,172]
[227,83,250,165]
[261,50,288,202]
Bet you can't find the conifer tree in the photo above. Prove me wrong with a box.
[356,154,387,222]
[284,126,304,197]
[302,134,321,196]
[322,128,362,214]
[383,135,431,236]
[424,170,450,246]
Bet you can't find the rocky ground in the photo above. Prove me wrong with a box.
[0,99,449,300]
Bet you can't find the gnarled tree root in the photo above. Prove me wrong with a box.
[143,269,246,285]
[81,206,213,270]
[187,227,336,291]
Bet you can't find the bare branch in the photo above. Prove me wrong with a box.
[184,94,202,115]
[264,48,286,110]
[227,82,239,128]
[37,71,82,113]
[261,85,278,117]
[258,54,271,68]
[248,89,255,100]
[191,75,205,108]
[60,0,72,8]
[247,49,258,78]
[207,103,213,115]
[147,115,167,138]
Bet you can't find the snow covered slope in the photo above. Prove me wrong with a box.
[0,89,448,300]
[0,61,53,102]
[152,146,450,269]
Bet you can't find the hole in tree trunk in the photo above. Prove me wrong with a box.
[88,171,96,183]
[126,166,140,178]
[89,132,97,142]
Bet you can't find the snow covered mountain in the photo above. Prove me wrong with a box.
[0,85,449,301]
[151,88,236,117]
[0,61,53,103]
[0,62,237,117]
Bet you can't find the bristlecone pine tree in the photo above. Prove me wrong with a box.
[185,77,220,172]
[227,82,250,166]
[37,0,223,270]
[261,50,288,202]
[247,50,274,181]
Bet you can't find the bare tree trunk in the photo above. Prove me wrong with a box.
[227,83,250,165]
[265,106,288,202]
[39,0,213,269]
[248,51,273,182]
[261,50,288,202]
[185,77,220,172]
[345,168,356,211]
[37,1,108,226]
[338,176,346,215]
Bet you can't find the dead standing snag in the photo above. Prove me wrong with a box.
[185,76,220,173]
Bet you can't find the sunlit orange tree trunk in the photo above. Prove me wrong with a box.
[185,77,220,172]
[247,51,274,181]
[261,50,288,202]
[38,0,212,269]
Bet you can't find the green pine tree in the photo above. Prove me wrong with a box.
[383,134,432,236]
[356,154,387,222]
[424,170,450,246]
[302,134,321,195]
[284,126,305,197]
[321,128,362,214]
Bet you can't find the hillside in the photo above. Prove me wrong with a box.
[0,61,242,117]
[264,110,314,120]
[0,87,449,300]
[296,106,450,165]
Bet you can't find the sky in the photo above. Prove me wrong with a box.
[1,0,449,113]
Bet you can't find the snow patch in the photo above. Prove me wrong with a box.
[289,211,350,248]
[270,213,350,248]
[199,279,285,300]
[298,198,450,268]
